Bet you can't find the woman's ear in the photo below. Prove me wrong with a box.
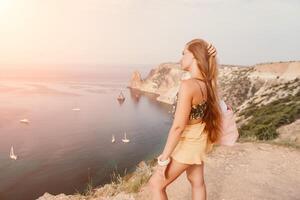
[190,57,197,67]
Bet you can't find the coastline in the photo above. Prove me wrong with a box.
[37,157,158,200]
[37,141,300,200]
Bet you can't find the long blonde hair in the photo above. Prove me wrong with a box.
[186,38,222,144]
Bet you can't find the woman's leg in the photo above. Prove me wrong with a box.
[148,158,190,200]
[186,162,206,200]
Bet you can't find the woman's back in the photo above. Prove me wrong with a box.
[172,77,208,125]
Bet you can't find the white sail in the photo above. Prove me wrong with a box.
[111,134,115,143]
[122,132,130,143]
[10,146,13,156]
[10,146,17,160]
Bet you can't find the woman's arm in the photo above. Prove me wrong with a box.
[159,80,193,160]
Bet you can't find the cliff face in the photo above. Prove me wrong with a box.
[217,61,300,143]
[129,70,143,89]
[129,61,300,108]
[128,62,189,104]
[129,61,300,142]
[254,61,300,80]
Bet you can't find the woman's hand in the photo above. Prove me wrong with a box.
[156,164,167,180]
[207,43,217,57]
[156,154,170,180]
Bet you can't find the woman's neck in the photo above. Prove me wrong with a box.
[190,73,205,80]
[189,63,205,80]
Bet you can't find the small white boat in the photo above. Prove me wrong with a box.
[117,91,125,101]
[10,146,18,160]
[20,119,30,124]
[72,108,81,111]
[111,134,115,143]
[122,132,130,143]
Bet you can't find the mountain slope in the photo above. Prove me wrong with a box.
[129,61,300,144]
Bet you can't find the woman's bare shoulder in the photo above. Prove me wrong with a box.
[177,79,195,96]
[181,78,203,91]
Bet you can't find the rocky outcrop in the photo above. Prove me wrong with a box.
[253,61,300,80]
[128,70,143,89]
[129,60,300,143]
[128,61,299,109]
[128,62,189,104]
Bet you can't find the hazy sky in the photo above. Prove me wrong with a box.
[0,0,299,69]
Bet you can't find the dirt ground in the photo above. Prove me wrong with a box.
[134,142,300,200]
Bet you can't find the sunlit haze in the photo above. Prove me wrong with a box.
[0,0,299,75]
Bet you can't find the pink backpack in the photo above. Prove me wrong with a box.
[215,100,239,146]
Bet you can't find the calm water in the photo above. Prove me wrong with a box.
[0,77,173,200]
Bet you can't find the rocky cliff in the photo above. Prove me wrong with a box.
[129,61,299,108]
[128,62,189,104]
[129,61,300,143]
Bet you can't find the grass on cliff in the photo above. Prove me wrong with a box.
[239,91,300,140]
[76,158,157,198]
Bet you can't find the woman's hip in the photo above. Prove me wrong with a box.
[180,122,207,140]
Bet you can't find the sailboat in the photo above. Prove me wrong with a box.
[20,119,30,124]
[111,134,115,143]
[72,108,81,111]
[117,91,125,101]
[10,146,18,160]
[122,132,130,143]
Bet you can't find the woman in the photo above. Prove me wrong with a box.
[148,38,223,200]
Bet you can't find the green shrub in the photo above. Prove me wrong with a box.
[239,93,300,140]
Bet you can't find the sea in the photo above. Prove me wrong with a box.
[0,66,173,200]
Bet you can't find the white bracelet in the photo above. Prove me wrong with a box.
[157,156,170,166]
